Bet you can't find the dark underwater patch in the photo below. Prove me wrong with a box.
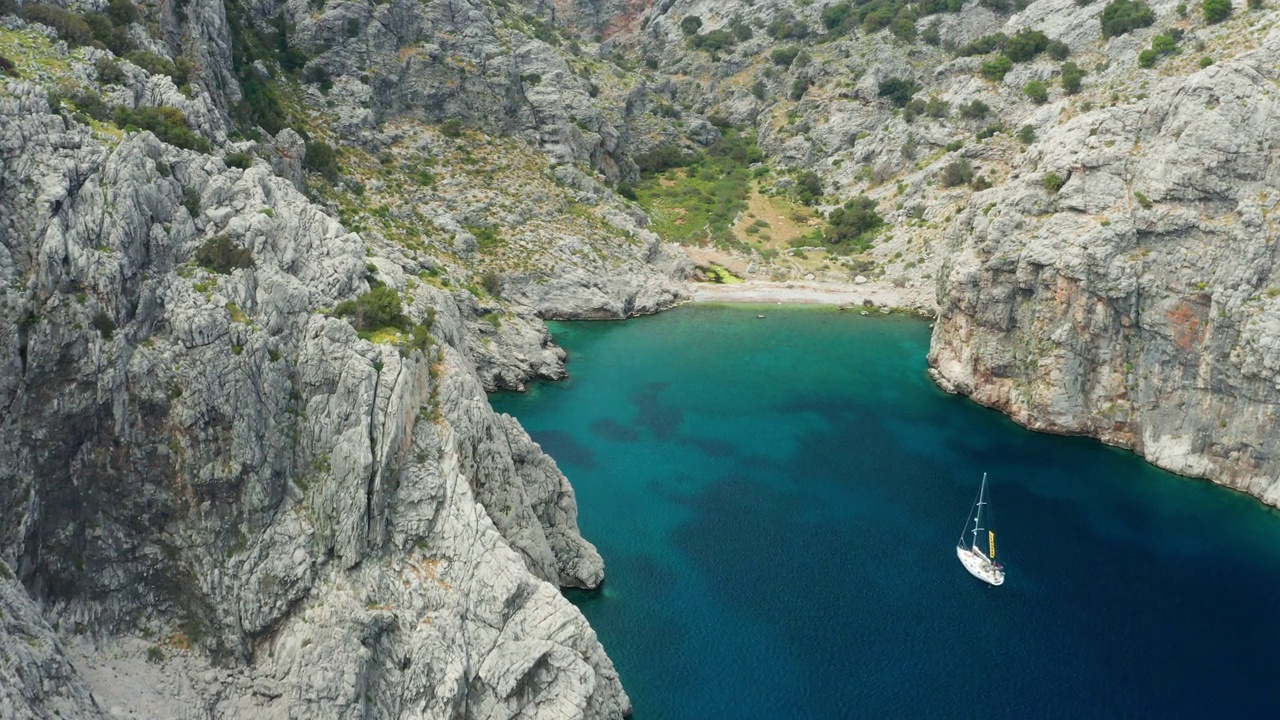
[528,430,596,470]
[590,417,641,442]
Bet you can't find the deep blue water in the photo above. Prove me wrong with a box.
[490,306,1280,719]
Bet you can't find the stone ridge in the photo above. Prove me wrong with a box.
[930,25,1280,506]
[0,2,662,712]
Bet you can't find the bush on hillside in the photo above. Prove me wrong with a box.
[1023,81,1049,104]
[114,106,210,152]
[981,55,1014,82]
[304,140,339,181]
[960,100,990,119]
[878,77,920,107]
[20,4,94,46]
[195,235,254,274]
[940,159,974,187]
[334,287,405,333]
[1203,0,1232,22]
[795,171,824,205]
[826,196,883,246]
[1100,0,1155,37]
[1060,62,1086,94]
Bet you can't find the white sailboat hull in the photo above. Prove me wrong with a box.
[957,545,1005,586]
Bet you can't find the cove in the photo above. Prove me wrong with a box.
[490,305,1280,719]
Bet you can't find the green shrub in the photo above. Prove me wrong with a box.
[92,312,116,340]
[956,33,1008,57]
[1061,62,1086,94]
[0,55,16,78]
[1023,81,1048,104]
[981,55,1013,82]
[795,171,824,205]
[771,46,801,67]
[821,2,853,31]
[70,91,110,122]
[195,235,254,274]
[479,271,502,296]
[826,196,883,249]
[960,100,990,119]
[114,106,210,152]
[96,58,128,85]
[304,140,339,181]
[1139,33,1180,68]
[1203,0,1232,22]
[1004,29,1049,62]
[977,123,1004,140]
[334,286,405,333]
[21,4,94,46]
[107,0,140,25]
[440,119,464,138]
[125,51,192,86]
[926,96,950,118]
[1046,40,1070,61]
[790,77,809,101]
[1017,125,1036,144]
[1199,56,1215,67]
[83,11,134,55]
[878,77,920,107]
[1100,0,1155,38]
[224,151,253,169]
[1043,171,1067,193]
[690,29,736,52]
[182,186,201,218]
[680,15,703,35]
[634,144,698,173]
[940,159,974,187]
[469,225,502,250]
[767,11,810,40]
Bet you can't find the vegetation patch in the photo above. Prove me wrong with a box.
[1100,0,1155,38]
[114,106,210,152]
[822,196,884,252]
[194,235,254,274]
[703,264,744,284]
[633,127,763,248]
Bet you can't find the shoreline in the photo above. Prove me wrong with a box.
[687,279,936,314]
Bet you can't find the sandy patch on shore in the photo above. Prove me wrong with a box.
[688,279,936,314]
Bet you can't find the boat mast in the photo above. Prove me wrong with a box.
[971,473,987,551]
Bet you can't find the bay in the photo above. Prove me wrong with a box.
[491,305,1280,719]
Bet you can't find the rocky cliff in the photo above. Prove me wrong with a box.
[0,0,700,715]
[929,14,1280,507]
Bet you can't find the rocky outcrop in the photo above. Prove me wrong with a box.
[0,566,104,720]
[930,25,1280,507]
[0,68,630,717]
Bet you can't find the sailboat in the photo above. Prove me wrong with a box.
[957,473,1005,586]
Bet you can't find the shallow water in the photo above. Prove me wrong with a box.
[491,305,1280,719]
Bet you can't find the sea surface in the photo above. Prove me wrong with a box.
[490,305,1280,719]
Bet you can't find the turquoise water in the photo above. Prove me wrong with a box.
[491,306,1280,719]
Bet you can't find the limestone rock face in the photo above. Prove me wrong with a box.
[0,76,628,718]
[930,29,1280,507]
[0,568,104,720]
